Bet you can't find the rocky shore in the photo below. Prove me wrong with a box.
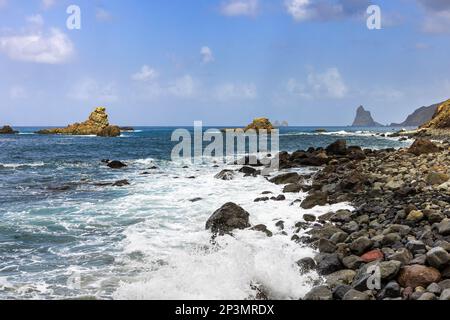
[204,137,450,300]
[0,125,18,134]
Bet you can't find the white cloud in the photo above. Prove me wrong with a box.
[287,67,348,99]
[167,75,197,98]
[220,0,259,17]
[26,14,45,27]
[0,28,74,64]
[285,0,313,21]
[96,8,113,22]
[200,46,214,64]
[42,0,56,9]
[10,86,27,99]
[213,82,257,101]
[131,65,159,82]
[69,78,118,103]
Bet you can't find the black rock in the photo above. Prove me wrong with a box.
[315,253,343,275]
[107,160,127,169]
[206,202,250,235]
[333,285,352,300]
[326,140,347,155]
[269,172,302,185]
[297,257,317,274]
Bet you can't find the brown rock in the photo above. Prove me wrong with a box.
[398,265,441,288]
[361,249,384,263]
[420,99,450,129]
[408,139,440,156]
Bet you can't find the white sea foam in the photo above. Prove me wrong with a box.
[0,162,45,169]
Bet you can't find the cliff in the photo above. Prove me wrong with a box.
[390,102,440,127]
[420,99,450,129]
[37,107,120,137]
[351,106,383,127]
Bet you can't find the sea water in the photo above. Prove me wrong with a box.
[0,127,412,299]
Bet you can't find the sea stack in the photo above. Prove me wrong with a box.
[37,107,121,137]
[244,118,274,133]
[0,125,18,134]
[351,106,383,127]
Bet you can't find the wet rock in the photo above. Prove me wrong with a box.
[315,253,343,275]
[112,179,130,187]
[254,197,269,202]
[98,125,121,137]
[297,257,316,273]
[189,197,203,203]
[300,191,328,209]
[408,139,440,156]
[378,281,401,299]
[107,160,127,169]
[318,238,337,253]
[270,195,286,201]
[325,269,356,288]
[342,255,364,270]
[206,202,251,235]
[250,224,273,237]
[214,170,235,180]
[330,210,352,223]
[330,232,348,244]
[303,214,316,222]
[269,172,302,185]
[398,265,442,288]
[283,183,303,193]
[304,285,332,300]
[333,285,352,300]
[341,221,359,234]
[426,247,449,269]
[239,166,258,177]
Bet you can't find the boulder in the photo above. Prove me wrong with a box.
[361,249,384,263]
[250,224,273,237]
[437,219,450,236]
[297,257,317,274]
[244,118,274,133]
[325,270,356,288]
[315,253,343,275]
[239,166,258,177]
[206,202,250,234]
[426,172,449,185]
[326,140,347,155]
[269,172,302,185]
[398,265,442,288]
[37,107,121,137]
[342,289,370,301]
[0,125,18,134]
[214,170,235,180]
[408,139,440,156]
[304,286,333,300]
[349,237,374,255]
[300,191,328,209]
[426,247,449,269]
[107,160,127,169]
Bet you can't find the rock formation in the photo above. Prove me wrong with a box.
[420,99,450,129]
[244,118,274,133]
[0,125,18,134]
[391,102,441,127]
[37,107,121,137]
[351,106,383,127]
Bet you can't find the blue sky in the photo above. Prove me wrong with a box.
[1,0,450,126]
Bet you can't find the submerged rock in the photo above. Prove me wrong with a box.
[107,160,127,169]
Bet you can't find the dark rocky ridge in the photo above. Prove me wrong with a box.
[0,125,18,134]
[391,102,441,127]
[351,106,383,127]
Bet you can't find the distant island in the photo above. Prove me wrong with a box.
[351,105,383,127]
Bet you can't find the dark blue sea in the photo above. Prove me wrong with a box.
[0,126,411,299]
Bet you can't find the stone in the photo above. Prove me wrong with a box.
[427,283,442,295]
[254,197,269,202]
[283,183,302,193]
[406,240,427,254]
[398,265,442,288]
[408,139,440,156]
[330,210,352,223]
[387,248,413,266]
[239,166,258,177]
[315,253,343,275]
[333,285,352,300]
[361,249,384,263]
[379,260,402,280]
[426,247,449,269]
[250,224,273,237]
[418,292,436,300]
[342,289,370,300]
[437,219,450,236]
[439,279,450,290]
[244,118,274,133]
[300,191,328,209]
[37,107,120,137]
[214,170,235,180]
[378,281,401,299]
[269,172,301,185]
[318,238,337,253]
[330,232,348,244]
[303,214,316,222]
[342,255,364,270]
[270,195,286,201]
[112,179,130,187]
[440,289,450,300]
[297,257,316,273]
[325,140,347,155]
[304,286,332,300]
[382,233,402,246]
[426,172,449,185]
[350,237,374,255]
[107,160,127,169]
[341,221,359,234]
[325,270,356,288]
[406,210,424,222]
[206,202,250,235]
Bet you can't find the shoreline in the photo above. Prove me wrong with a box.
[206,137,450,300]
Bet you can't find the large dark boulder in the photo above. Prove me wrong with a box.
[326,140,347,155]
[97,125,121,137]
[107,160,127,169]
[301,191,328,209]
[269,172,302,185]
[206,202,250,234]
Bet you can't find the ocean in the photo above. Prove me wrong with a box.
[0,126,412,299]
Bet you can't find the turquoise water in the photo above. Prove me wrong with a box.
[0,126,411,299]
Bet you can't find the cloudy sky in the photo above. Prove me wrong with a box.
[1,0,450,126]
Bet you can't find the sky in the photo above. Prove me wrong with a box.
[1,0,450,126]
